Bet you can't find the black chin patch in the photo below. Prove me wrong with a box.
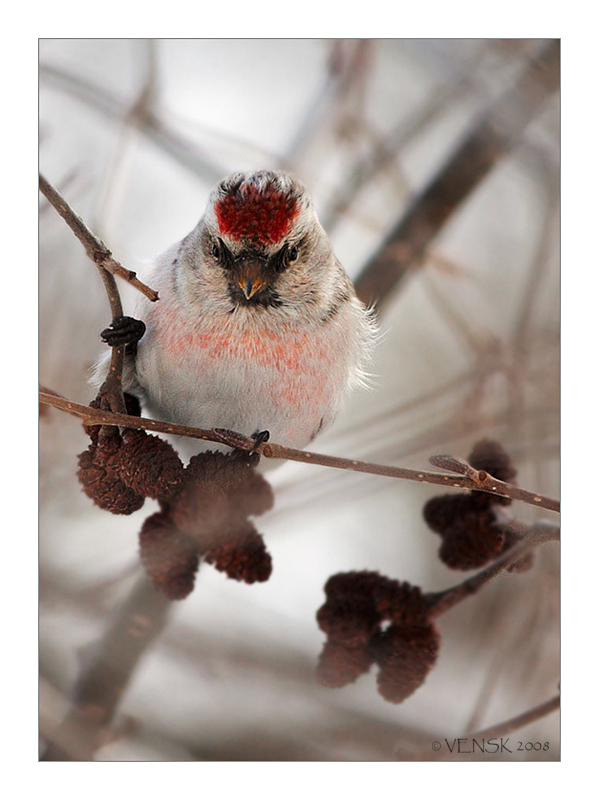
[227,283,283,310]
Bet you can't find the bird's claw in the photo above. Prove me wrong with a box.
[101,316,146,351]
[211,428,270,462]
[212,428,254,450]
[249,430,270,454]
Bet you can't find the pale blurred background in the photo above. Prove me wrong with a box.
[39,39,559,761]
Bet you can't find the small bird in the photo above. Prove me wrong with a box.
[96,170,376,456]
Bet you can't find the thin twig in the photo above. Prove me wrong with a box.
[39,174,159,303]
[320,43,490,233]
[354,40,560,310]
[40,174,160,416]
[38,389,560,514]
[426,521,560,619]
[397,691,560,760]
[282,40,371,170]
[39,63,225,185]
[468,693,560,740]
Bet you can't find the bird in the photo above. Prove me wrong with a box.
[95,170,377,459]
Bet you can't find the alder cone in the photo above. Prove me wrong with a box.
[185,451,274,518]
[438,512,505,570]
[317,571,386,646]
[77,437,145,515]
[117,429,185,500]
[316,639,373,688]
[468,438,517,484]
[138,451,275,595]
[139,511,199,600]
[203,523,272,583]
[371,623,440,704]
[170,451,274,552]
[423,493,489,534]
[315,571,440,703]
[372,578,431,626]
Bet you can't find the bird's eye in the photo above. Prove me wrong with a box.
[287,245,299,263]
[211,238,232,267]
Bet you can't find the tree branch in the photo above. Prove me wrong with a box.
[42,572,172,760]
[397,691,560,760]
[39,388,560,514]
[39,63,225,185]
[426,521,560,619]
[467,693,559,740]
[40,174,160,416]
[39,173,159,303]
[354,39,560,310]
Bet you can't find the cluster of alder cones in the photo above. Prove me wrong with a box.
[77,414,526,704]
[78,407,273,600]
[315,439,531,702]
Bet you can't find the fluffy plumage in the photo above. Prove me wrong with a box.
[94,170,377,456]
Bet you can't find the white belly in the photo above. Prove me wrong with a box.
[135,312,349,452]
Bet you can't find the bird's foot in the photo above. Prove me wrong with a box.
[250,430,270,454]
[101,316,146,354]
[211,428,270,465]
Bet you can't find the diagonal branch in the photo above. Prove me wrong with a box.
[39,174,159,303]
[467,693,559,740]
[38,389,560,514]
[320,43,491,233]
[39,62,225,185]
[354,39,560,310]
[397,691,560,760]
[426,521,560,619]
[40,174,160,416]
[41,572,172,760]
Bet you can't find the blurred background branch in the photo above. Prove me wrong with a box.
[354,40,560,309]
[39,39,559,762]
[42,573,172,760]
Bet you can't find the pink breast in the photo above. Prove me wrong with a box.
[162,322,338,410]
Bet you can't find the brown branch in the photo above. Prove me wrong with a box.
[39,173,159,303]
[40,173,160,416]
[39,389,560,514]
[427,453,557,509]
[41,174,127,414]
[282,40,371,168]
[320,43,489,233]
[39,174,167,759]
[39,63,225,185]
[354,39,560,310]
[468,693,560,740]
[426,521,560,619]
[397,691,560,760]
[42,572,172,760]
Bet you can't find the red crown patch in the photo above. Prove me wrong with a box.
[215,182,299,245]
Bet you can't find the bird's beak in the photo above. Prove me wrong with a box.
[237,262,267,299]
